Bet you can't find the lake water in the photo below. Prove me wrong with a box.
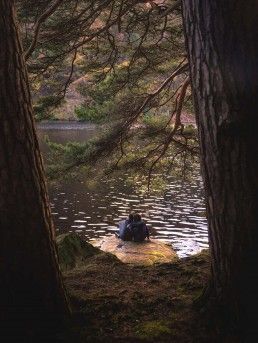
[37,121,209,258]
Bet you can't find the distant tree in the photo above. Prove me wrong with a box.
[17,0,196,180]
[0,0,69,338]
[182,0,258,338]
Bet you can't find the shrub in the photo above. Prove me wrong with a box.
[34,95,60,121]
[75,99,115,123]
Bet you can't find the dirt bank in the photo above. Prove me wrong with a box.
[60,245,216,342]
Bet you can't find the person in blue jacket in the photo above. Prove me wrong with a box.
[116,213,134,240]
[129,213,150,242]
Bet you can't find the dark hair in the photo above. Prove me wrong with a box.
[128,213,134,221]
[133,213,141,222]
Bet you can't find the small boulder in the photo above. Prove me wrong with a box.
[57,233,100,271]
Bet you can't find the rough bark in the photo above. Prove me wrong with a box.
[182,0,258,338]
[0,0,69,337]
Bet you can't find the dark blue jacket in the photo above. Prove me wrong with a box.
[119,219,133,241]
[129,221,149,242]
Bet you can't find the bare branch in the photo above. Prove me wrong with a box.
[25,0,65,60]
[161,0,181,18]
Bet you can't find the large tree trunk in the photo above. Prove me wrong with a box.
[0,0,69,337]
[182,0,258,338]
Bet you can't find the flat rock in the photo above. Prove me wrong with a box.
[92,236,178,266]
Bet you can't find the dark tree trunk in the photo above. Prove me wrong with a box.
[0,0,69,337]
[182,0,258,338]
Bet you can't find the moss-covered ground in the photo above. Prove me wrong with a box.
[55,246,232,342]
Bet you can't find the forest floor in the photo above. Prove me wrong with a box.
[56,244,231,343]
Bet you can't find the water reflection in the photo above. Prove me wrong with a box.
[37,122,208,258]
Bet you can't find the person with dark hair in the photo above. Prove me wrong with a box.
[116,213,134,240]
[129,213,150,242]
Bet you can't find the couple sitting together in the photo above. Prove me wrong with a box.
[116,212,150,242]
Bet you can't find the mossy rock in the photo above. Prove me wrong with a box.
[57,233,101,271]
[134,320,172,340]
[92,236,178,266]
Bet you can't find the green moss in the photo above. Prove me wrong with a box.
[61,249,211,342]
[56,233,101,271]
[134,320,172,340]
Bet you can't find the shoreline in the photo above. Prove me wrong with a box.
[36,120,97,130]
[56,234,219,342]
[63,246,213,342]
